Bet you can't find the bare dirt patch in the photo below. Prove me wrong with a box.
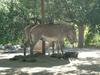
[0,48,100,75]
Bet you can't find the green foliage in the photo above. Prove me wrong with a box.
[0,0,40,44]
[85,24,100,46]
[86,34,100,46]
[0,0,100,47]
[85,0,100,46]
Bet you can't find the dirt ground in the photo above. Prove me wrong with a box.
[0,48,100,75]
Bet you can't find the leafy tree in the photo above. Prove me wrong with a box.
[85,0,100,46]
[41,0,98,47]
[0,0,99,48]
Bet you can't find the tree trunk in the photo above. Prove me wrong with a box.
[40,0,45,55]
[78,25,85,48]
[41,0,45,24]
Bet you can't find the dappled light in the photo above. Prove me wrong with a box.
[0,48,100,75]
[78,52,100,58]
[0,0,100,74]
[0,53,23,59]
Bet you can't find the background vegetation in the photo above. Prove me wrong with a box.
[0,0,100,48]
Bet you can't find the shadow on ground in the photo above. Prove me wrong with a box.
[0,55,69,75]
[0,48,100,75]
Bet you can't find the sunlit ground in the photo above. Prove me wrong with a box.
[0,48,100,75]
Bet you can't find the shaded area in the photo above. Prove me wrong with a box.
[77,57,100,75]
[0,48,100,75]
[0,57,69,68]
